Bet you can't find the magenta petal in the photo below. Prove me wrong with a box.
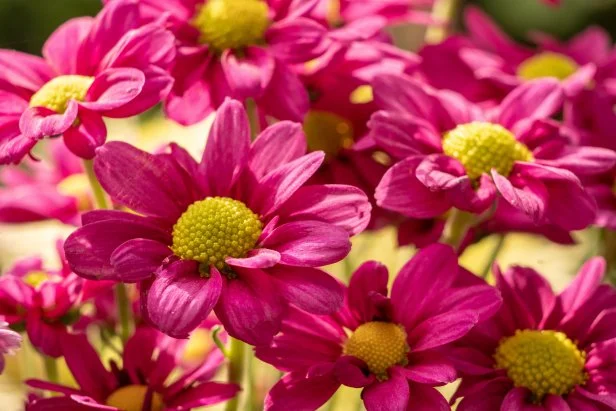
[20,101,78,140]
[221,47,274,99]
[145,261,222,339]
[497,79,563,129]
[27,396,110,411]
[400,355,457,384]
[249,121,306,180]
[347,261,389,324]
[362,367,409,411]
[406,384,450,411]
[334,356,375,388]
[409,309,479,351]
[82,68,145,112]
[266,18,326,63]
[166,382,240,409]
[492,170,547,223]
[226,248,281,269]
[62,106,106,159]
[258,60,309,122]
[269,266,343,314]
[264,371,340,411]
[559,257,605,314]
[538,146,616,176]
[215,268,285,345]
[263,221,351,267]
[26,314,64,358]
[110,239,172,282]
[436,284,503,323]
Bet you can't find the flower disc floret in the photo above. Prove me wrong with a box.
[442,121,533,180]
[343,321,409,380]
[494,329,587,402]
[192,0,270,52]
[29,75,94,113]
[303,111,354,159]
[171,197,262,270]
[517,52,579,81]
[105,385,164,411]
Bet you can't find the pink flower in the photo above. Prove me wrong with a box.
[256,244,502,411]
[0,141,89,225]
[64,99,371,344]
[0,0,175,164]
[372,74,616,232]
[116,0,328,125]
[27,327,239,410]
[0,320,21,374]
[0,240,112,357]
[420,6,611,105]
[452,258,616,410]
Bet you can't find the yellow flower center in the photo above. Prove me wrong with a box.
[495,330,588,402]
[349,85,374,104]
[343,321,409,380]
[23,271,50,288]
[303,111,354,159]
[192,0,270,52]
[517,52,579,81]
[172,197,262,271]
[105,385,164,411]
[182,328,213,365]
[442,121,533,180]
[56,173,92,211]
[29,75,94,113]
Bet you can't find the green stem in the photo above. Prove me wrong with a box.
[83,159,110,210]
[43,356,58,383]
[225,338,247,411]
[245,98,260,140]
[440,208,474,252]
[115,283,132,345]
[479,234,506,279]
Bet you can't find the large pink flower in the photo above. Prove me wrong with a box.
[0,320,21,374]
[256,244,502,411]
[452,259,616,410]
[0,240,112,357]
[27,327,239,410]
[0,0,175,164]
[372,74,616,232]
[115,0,328,125]
[65,99,371,345]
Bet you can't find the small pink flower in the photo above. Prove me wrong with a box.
[372,74,616,232]
[256,244,502,411]
[0,0,175,164]
[27,327,239,410]
[452,259,616,409]
[65,98,371,345]
[0,320,21,374]
[0,240,112,357]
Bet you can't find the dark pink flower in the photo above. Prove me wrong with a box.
[420,6,611,105]
[64,99,371,344]
[0,240,112,357]
[0,320,21,374]
[372,74,616,232]
[0,0,175,164]
[27,327,239,410]
[256,244,502,411]
[453,258,616,410]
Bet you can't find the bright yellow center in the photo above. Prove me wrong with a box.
[192,0,270,52]
[172,197,262,270]
[495,330,587,402]
[23,271,50,288]
[349,85,374,104]
[303,111,354,159]
[517,52,579,81]
[57,173,92,211]
[105,385,164,411]
[29,75,94,113]
[442,121,533,180]
[343,321,409,380]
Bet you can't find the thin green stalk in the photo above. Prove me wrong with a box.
[479,234,506,279]
[245,98,260,140]
[440,208,474,251]
[43,356,58,383]
[115,283,132,344]
[83,159,110,210]
[225,338,247,411]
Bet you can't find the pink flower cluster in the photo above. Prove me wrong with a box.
[0,1,615,410]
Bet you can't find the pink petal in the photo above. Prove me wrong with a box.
[538,146,616,177]
[401,355,457,384]
[248,121,306,180]
[362,368,409,411]
[0,50,53,92]
[221,47,274,99]
[110,239,172,282]
[408,310,479,351]
[334,356,375,388]
[264,371,340,411]
[20,101,78,140]
[492,170,547,223]
[81,68,145,112]
[266,18,326,63]
[62,106,106,159]
[497,79,563,129]
[559,257,605,314]
[226,248,281,269]
[258,61,309,122]
[166,382,240,409]
[347,261,389,325]
[43,17,94,75]
[26,313,64,358]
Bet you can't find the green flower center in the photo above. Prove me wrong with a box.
[495,330,588,402]
[442,121,533,180]
[105,385,164,411]
[29,75,94,113]
[303,111,354,159]
[517,52,579,81]
[192,0,270,52]
[171,197,262,271]
[343,321,409,380]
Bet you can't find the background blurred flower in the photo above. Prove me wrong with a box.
[0,321,21,375]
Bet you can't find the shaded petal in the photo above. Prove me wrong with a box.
[334,356,375,388]
[62,106,106,159]
[362,368,409,411]
[347,261,389,324]
[248,121,306,180]
[492,170,547,223]
[407,384,450,411]
[259,61,309,122]
[110,239,172,282]
[221,47,274,99]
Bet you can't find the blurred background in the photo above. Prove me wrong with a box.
[1,0,615,410]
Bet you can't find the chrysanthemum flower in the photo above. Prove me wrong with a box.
[420,6,608,105]
[65,99,371,344]
[0,141,89,225]
[113,0,328,125]
[0,320,21,374]
[452,258,616,409]
[0,240,112,357]
[27,327,239,411]
[0,0,175,165]
[256,244,502,411]
[372,74,616,232]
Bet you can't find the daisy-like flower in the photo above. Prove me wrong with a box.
[256,244,502,411]
[112,0,328,125]
[0,141,90,225]
[65,99,371,344]
[452,258,616,410]
[0,240,112,357]
[372,74,616,232]
[27,327,239,411]
[0,0,175,165]
[420,6,609,105]
[0,320,21,375]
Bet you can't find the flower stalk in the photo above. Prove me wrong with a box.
[83,159,110,210]
[225,337,247,411]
